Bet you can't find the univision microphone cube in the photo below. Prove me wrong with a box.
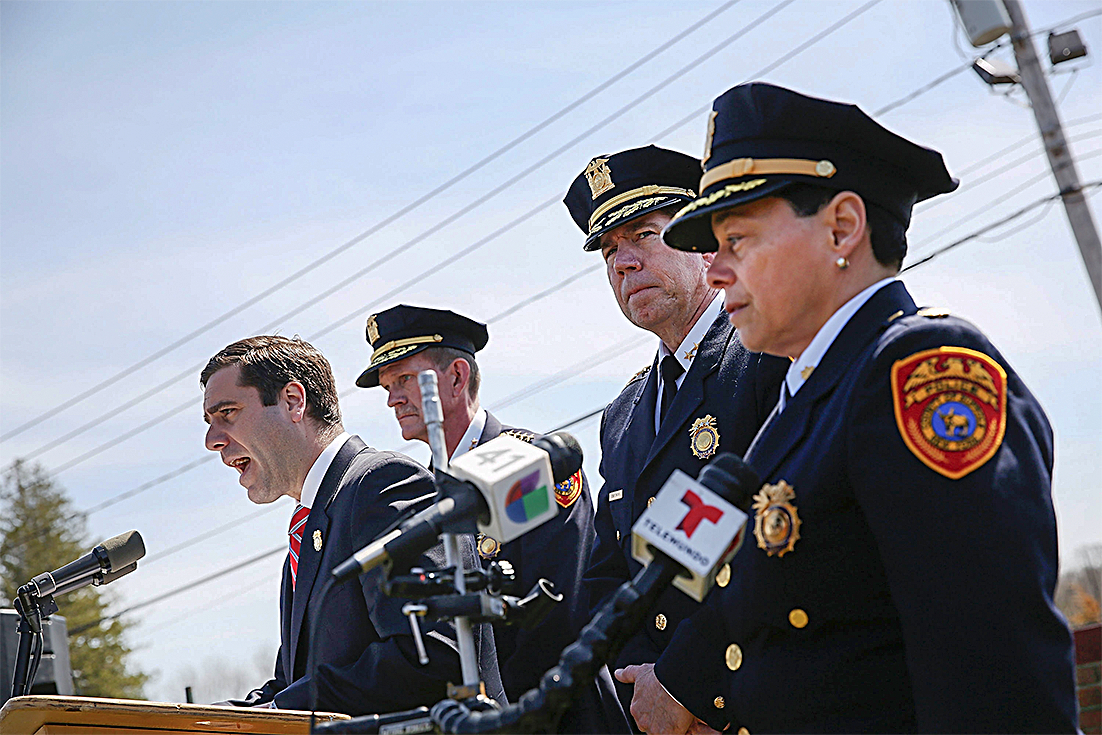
[448,435,559,544]
[632,469,749,602]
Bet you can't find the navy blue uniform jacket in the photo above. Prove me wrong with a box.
[224,436,502,715]
[656,282,1077,733]
[583,311,787,712]
[478,413,630,733]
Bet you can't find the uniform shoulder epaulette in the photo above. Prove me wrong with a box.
[501,429,535,443]
[916,307,951,318]
[627,365,651,386]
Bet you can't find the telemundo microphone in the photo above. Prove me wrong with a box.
[331,432,582,583]
[630,453,759,601]
[27,530,145,598]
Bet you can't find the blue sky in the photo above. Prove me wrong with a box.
[3,0,1099,702]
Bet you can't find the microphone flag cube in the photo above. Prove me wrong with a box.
[631,469,749,601]
[448,435,559,544]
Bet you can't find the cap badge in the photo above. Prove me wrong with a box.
[702,110,718,165]
[891,347,1007,479]
[752,480,801,557]
[366,314,380,344]
[688,415,720,459]
[312,529,323,552]
[585,157,614,199]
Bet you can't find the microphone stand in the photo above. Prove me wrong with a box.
[418,370,484,698]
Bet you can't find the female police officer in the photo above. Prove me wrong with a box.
[618,83,1078,734]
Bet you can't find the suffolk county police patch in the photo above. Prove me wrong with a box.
[891,347,1007,479]
[555,470,583,508]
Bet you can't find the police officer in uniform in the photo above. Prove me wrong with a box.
[563,146,788,727]
[357,304,629,733]
[622,83,1078,733]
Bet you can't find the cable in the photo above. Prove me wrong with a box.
[11,0,797,463]
[142,504,285,565]
[902,181,1102,273]
[67,545,286,636]
[874,62,973,116]
[24,0,825,472]
[549,407,607,434]
[0,0,742,446]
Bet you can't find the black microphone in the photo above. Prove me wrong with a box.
[429,451,761,734]
[53,561,139,597]
[29,530,145,598]
[331,432,582,583]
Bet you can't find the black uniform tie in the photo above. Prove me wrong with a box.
[660,355,685,424]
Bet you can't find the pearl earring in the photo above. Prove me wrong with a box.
[835,257,850,270]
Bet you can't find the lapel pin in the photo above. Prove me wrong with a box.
[312,529,323,552]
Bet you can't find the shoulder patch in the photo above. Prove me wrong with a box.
[555,470,583,508]
[890,347,1007,479]
[627,365,651,386]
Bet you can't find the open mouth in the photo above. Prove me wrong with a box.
[229,457,251,474]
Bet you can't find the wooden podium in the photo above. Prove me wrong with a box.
[0,696,349,734]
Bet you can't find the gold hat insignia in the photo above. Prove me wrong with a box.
[689,415,720,460]
[366,314,380,344]
[585,157,614,199]
[752,480,801,557]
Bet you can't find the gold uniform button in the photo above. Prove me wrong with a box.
[725,643,742,671]
[647,496,656,507]
[716,563,731,588]
[737,728,750,735]
[789,608,809,628]
[713,696,725,709]
[655,613,667,631]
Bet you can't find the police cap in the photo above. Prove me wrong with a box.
[356,305,488,388]
[663,83,959,252]
[564,145,701,251]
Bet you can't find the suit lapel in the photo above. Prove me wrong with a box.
[644,312,730,470]
[479,412,503,446]
[287,435,366,677]
[620,355,659,524]
[746,282,917,481]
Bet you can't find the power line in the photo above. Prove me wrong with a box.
[68,545,286,636]
[903,181,1102,274]
[10,0,799,463]
[0,0,742,446]
[23,0,835,472]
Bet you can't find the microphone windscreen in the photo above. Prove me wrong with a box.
[697,453,761,512]
[534,432,583,484]
[102,530,146,570]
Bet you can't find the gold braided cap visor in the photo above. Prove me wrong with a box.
[699,157,836,192]
[368,334,443,368]
[587,185,696,233]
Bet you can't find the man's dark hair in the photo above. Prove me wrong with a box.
[200,335,342,428]
[424,347,481,400]
[777,184,908,270]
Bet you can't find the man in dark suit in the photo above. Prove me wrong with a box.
[563,146,788,727]
[356,305,629,733]
[628,83,1077,733]
[201,335,499,715]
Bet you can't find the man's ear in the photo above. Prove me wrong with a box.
[701,252,716,267]
[824,191,868,260]
[282,381,308,423]
[447,359,471,400]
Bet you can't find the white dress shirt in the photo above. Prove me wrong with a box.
[655,293,723,433]
[299,431,351,510]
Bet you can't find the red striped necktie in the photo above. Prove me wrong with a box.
[288,503,310,590]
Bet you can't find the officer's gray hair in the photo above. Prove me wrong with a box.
[425,347,481,400]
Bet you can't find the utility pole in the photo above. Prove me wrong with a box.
[1002,0,1102,312]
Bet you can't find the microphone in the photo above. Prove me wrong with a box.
[332,432,581,582]
[28,530,145,598]
[427,452,762,734]
[630,453,758,601]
